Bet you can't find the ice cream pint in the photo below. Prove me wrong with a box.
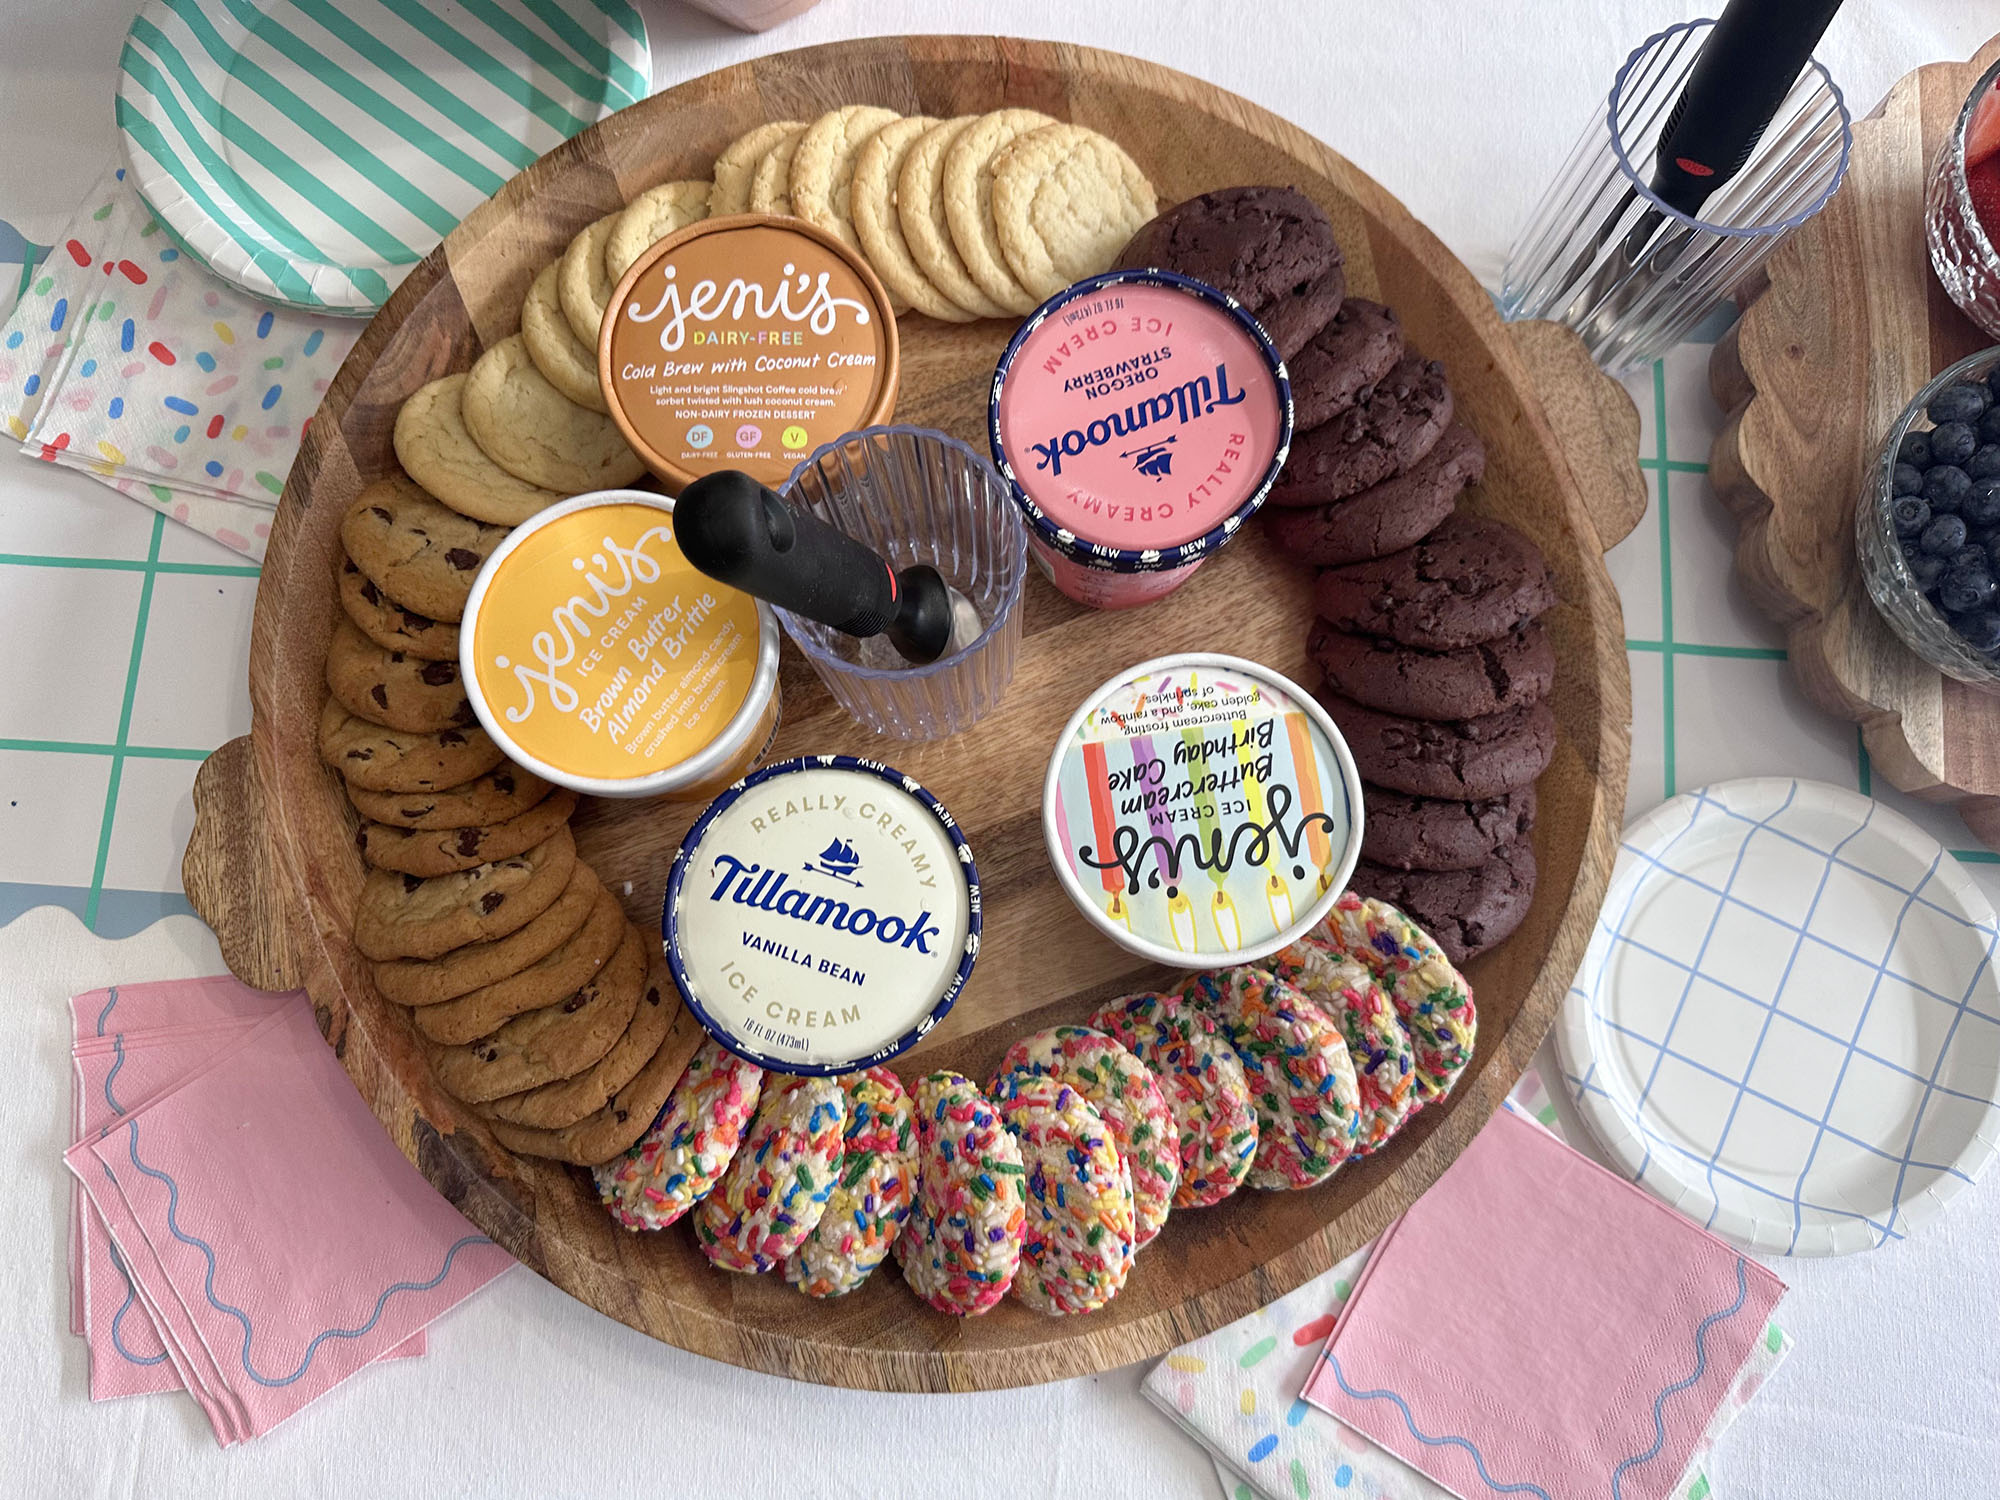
[663,755,980,1074]
[1042,654,1362,964]
[989,269,1291,610]
[460,490,781,800]
[600,214,900,493]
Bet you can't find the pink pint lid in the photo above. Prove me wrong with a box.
[988,269,1292,609]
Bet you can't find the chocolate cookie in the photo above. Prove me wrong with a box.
[373,862,599,1006]
[483,1009,695,1166]
[1268,355,1453,507]
[413,885,626,1045]
[1361,783,1538,872]
[338,554,459,661]
[326,617,476,734]
[1116,185,1343,359]
[351,825,575,962]
[1351,839,1537,964]
[425,922,645,1103]
[318,698,504,793]
[1268,423,1485,566]
[1288,297,1403,431]
[358,788,578,877]
[1319,689,1555,801]
[1310,618,1554,721]
[339,473,504,623]
[346,764,553,830]
[1312,512,1558,649]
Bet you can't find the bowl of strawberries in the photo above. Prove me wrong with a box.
[1929,57,2000,339]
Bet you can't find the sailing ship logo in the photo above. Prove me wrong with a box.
[1121,435,1175,480]
[804,837,864,888]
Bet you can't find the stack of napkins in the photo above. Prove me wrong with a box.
[0,166,359,562]
[64,976,512,1444]
[1147,1072,1791,1500]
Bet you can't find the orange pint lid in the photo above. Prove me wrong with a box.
[599,214,900,492]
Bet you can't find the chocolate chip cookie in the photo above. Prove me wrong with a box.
[326,617,475,734]
[1117,185,1344,359]
[373,861,599,1006]
[1289,297,1403,431]
[1268,355,1453,507]
[339,473,504,624]
[412,883,625,1044]
[425,922,645,1103]
[482,1008,694,1165]
[1310,618,1554,721]
[1361,783,1538,872]
[319,698,504,793]
[1312,512,1558,649]
[346,763,553,830]
[1351,838,1538,964]
[1318,689,1555,801]
[1268,423,1485,566]
[338,554,459,661]
[351,825,575,962]
[358,787,578,877]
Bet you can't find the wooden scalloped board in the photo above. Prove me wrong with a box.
[1710,33,2000,850]
[181,36,1635,1392]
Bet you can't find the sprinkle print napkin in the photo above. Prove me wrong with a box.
[63,978,511,1443]
[1146,1072,1792,1500]
[1302,1107,1787,1500]
[0,165,359,561]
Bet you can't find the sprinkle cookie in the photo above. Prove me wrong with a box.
[784,1067,917,1298]
[1266,939,1417,1155]
[992,1025,1178,1247]
[1088,992,1257,1208]
[1313,895,1475,1096]
[1179,966,1362,1189]
[994,1075,1135,1315]
[895,1071,1026,1316]
[694,1073,846,1273]
[596,1037,765,1231]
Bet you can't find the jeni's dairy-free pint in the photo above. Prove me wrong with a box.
[989,269,1292,610]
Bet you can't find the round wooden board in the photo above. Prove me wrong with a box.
[182,36,1634,1392]
[1710,32,2000,851]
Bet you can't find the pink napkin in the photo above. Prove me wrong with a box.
[63,980,512,1442]
[1304,1106,1786,1500]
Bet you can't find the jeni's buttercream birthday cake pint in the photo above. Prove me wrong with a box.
[600,215,900,493]
[663,756,980,1074]
[459,490,781,800]
[989,269,1292,610]
[1043,654,1362,964]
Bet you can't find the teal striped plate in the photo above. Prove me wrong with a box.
[116,0,650,315]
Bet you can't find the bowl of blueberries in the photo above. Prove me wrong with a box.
[1858,347,2000,688]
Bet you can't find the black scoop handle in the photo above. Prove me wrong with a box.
[673,469,953,664]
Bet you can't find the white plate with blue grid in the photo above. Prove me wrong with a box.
[1558,777,2000,1256]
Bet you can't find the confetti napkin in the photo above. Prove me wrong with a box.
[63,978,511,1443]
[0,165,359,561]
[1302,1106,1787,1500]
[1146,1073,1791,1500]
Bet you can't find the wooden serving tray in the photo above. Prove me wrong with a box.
[182,36,1635,1392]
[1711,33,2000,850]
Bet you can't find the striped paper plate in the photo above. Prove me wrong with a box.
[116,0,650,315]
[1558,778,2000,1256]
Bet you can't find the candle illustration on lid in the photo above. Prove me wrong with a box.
[1286,710,1335,894]
[1080,738,1131,930]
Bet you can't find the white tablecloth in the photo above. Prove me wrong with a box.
[2,2,1998,1497]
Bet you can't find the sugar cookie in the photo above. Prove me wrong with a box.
[992,122,1155,303]
[606,178,709,280]
[392,374,565,527]
[710,120,803,215]
[520,262,606,413]
[896,117,1011,320]
[461,334,644,495]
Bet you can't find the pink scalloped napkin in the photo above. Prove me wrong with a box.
[1304,1107,1786,1500]
[63,982,512,1443]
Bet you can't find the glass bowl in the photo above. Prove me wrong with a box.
[1856,346,2000,690]
[779,425,1027,741]
[1925,55,2000,340]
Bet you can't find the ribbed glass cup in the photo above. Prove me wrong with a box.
[1925,56,2000,342]
[779,425,1027,741]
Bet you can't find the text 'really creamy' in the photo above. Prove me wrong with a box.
[460,491,780,800]
[600,215,899,493]
[663,756,979,1073]
[1043,653,1362,964]
[989,269,1291,610]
